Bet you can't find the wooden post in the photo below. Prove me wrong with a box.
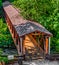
[14,29,15,38]
[11,25,13,33]
[44,37,46,58]
[12,26,14,34]
[20,37,23,55]
[45,36,49,54]
[0,62,2,65]
[10,22,11,29]
[48,37,50,55]
[18,38,20,55]
[22,36,25,55]
[18,37,23,65]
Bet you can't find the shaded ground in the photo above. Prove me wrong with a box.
[23,60,59,65]
[9,60,59,65]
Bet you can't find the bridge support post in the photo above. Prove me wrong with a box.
[45,36,49,54]
[48,37,50,55]
[20,37,23,55]
[18,37,23,65]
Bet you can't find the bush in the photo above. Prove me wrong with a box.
[0,18,13,47]
[0,56,9,63]
[0,48,8,63]
[0,48,3,55]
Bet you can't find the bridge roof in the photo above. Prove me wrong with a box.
[14,21,52,36]
[3,1,52,37]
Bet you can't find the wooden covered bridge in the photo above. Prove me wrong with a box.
[3,1,52,61]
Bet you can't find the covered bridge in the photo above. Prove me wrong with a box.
[3,1,52,60]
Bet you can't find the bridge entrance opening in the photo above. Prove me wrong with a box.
[22,32,47,60]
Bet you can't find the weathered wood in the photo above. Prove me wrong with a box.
[20,37,23,55]
[0,62,2,65]
[28,34,44,54]
[23,35,35,55]
[0,62,5,65]
[45,37,49,54]
[48,37,50,54]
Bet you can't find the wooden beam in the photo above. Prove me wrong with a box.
[28,34,44,54]
[31,32,40,35]
[48,37,50,55]
[17,38,20,55]
[14,29,15,38]
[45,37,49,54]
[22,36,25,55]
[5,16,22,56]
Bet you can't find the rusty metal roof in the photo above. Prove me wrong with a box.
[3,1,52,36]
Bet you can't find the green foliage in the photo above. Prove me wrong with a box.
[0,56,9,63]
[0,0,2,7]
[0,18,13,47]
[12,0,59,53]
[0,48,3,55]
[0,48,8,63]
